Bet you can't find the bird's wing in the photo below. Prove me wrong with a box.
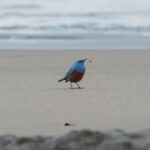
[64,67,74,80]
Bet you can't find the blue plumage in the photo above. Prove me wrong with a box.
[71,60,86,72]
[58,59,87,88]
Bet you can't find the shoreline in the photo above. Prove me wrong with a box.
[0,34,150,50]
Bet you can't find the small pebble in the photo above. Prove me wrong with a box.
[64,123,71,126]
[64,123,76,126]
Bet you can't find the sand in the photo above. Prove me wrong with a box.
[0,50,150,136]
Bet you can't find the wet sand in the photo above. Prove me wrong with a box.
[0,50,150,136]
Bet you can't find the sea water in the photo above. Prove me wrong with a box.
[0,0,150,49]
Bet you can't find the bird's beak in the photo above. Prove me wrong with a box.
[83,58,88,62]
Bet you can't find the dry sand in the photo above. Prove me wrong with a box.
[0,50,150,136]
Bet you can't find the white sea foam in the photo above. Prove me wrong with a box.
[0,0,150,40]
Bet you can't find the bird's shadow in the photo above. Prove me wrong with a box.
[70,87,85,90]
[53,87,85,90]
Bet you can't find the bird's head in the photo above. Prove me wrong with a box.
[76,58,87,64]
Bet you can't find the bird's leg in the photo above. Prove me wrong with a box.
[76,82,80,89]
[70,82,73,89]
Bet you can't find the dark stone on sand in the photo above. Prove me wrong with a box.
[0,129,149,150]
[64,123,71,126]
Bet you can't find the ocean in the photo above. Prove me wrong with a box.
[0,0,150,49]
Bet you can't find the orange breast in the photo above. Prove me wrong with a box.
[69,70,85,82]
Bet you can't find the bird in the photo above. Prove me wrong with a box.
[58,59,87,89]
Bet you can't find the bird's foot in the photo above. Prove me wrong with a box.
[76,82,81,89]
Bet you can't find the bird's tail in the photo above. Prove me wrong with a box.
[58,78,65,82]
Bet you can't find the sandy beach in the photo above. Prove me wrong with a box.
[0,50,150,136]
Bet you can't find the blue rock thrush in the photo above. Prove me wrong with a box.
[58,59,87,88]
